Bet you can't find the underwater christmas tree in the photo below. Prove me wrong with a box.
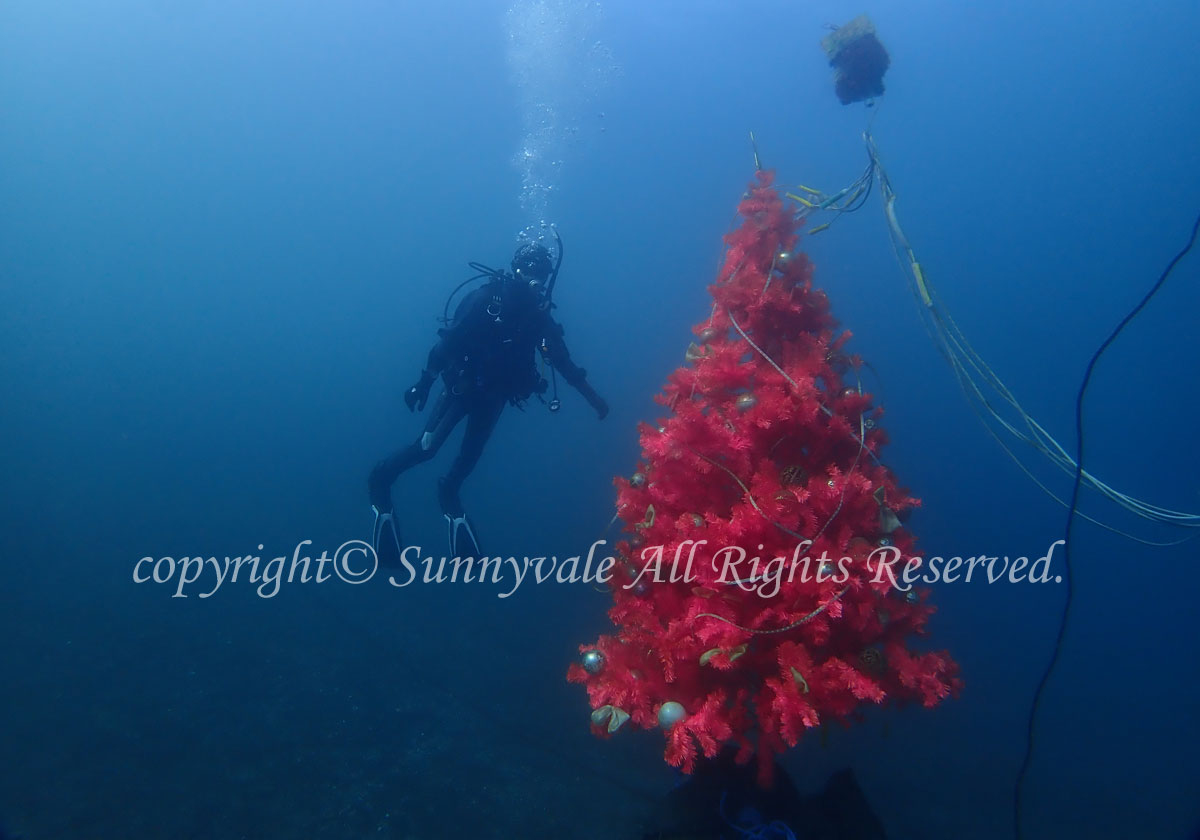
[568,171,960,783]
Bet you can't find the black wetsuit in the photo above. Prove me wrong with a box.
[369,274,606,518]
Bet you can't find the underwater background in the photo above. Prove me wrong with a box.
[2,1,1198,838]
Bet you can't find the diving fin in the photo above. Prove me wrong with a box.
[371,505,403,568]
[444,512,482,559]
[438,478,481,557]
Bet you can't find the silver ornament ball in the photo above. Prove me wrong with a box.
[581,649,605,674]
[657,700,686,729]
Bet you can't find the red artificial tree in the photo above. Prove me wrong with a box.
[568,171,960,784]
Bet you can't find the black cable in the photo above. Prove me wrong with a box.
[441,265,505,324]
[544,227,564,306]
[1013,210,1200,839]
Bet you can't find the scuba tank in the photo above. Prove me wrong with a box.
[440,228,563,327]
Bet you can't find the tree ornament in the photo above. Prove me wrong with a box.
[657,701,686,729]
[581,649,605,674]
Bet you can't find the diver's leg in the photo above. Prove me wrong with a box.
[368,392,464,510]
[437,395,504,515]
[438,396,505,555]
[368,392,467,566]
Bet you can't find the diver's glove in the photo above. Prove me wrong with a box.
[404,370,435,412]
[578,381,609,420]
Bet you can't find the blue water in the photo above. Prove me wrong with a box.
[2,1,1198,838]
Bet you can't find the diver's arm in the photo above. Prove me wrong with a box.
[422,335,454,379]
[543,319,608,419]
[404,342,444,412]
[405,289,483,412]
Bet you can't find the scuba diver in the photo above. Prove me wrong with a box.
[368,240,609,563]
